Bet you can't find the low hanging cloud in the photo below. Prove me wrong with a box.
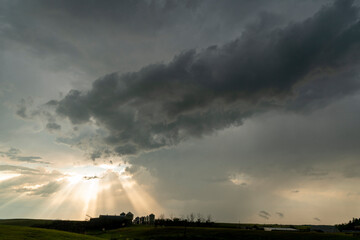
[45,0,360,157]
[259,210,271,220]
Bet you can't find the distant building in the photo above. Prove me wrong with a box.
[133,214,156,225]
[88,212,134,230]
[149,214,155,224]
[91,211,156,228]
[264,227,297,232]
[126,212,134,220]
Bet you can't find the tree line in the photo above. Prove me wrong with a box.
[155,213,214,227]
[336,218,360,231]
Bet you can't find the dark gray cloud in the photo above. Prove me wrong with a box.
[124,165,140,175]
[15,98,39,119]
[83,175,99,180]
[45,0,360,157]
[276,212,284,218]
[0,0,287,77]
[0,148,50,164]
[259,210,271,219]
[46,122,61,131]
[314,217,321,222]
[16,99,28,118]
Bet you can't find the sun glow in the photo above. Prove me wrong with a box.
[35,171,101,219]
[98,164,119,171]
[0,163,162,220]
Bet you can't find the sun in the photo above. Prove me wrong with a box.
[65,174,84,185]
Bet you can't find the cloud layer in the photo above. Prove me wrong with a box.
[0,148,49,164]
[45,0,360,157]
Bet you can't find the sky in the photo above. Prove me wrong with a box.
[1,0,360,225]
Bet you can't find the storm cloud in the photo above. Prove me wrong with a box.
[2,0,360,224]
[46,0,360,157]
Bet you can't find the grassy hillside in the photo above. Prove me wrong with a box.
[0,225,101,240]
[0,220,358,240]
[0,218,55,227]
[92,226,359,240]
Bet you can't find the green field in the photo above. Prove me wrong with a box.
[0,218,55,227]
[88,225,359,240]
[0,225,101,240]
[0,220,359,240]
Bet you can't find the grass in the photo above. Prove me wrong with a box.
[0,225,102,240]
[1,220,359,240]
[0,218,55,227]
[91,225,360,240]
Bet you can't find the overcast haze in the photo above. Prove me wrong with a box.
[1,0,360,225]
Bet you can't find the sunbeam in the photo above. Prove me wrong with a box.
[120,175,163,215]
[0,162,162,220]
[0,193,28,211]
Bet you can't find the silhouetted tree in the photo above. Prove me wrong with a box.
[206,214,212,223]
[190,213,195,223]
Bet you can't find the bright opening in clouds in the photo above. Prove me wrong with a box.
[1,0,360,225]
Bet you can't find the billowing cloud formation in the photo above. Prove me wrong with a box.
[47,0,360,157]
